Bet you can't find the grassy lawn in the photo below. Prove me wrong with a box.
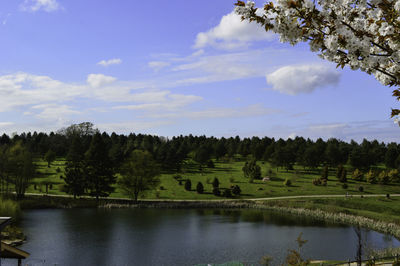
[27,158,400,201]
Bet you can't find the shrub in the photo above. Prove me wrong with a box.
[173,175,182,180]
[0,198,21,220]
[207,160,215,168]
[388,169,400,183]
[222,188,232,198]
[232,185,241,196]
[321,165,329,180]
[184,179,191,191]
[56,167,61,173]
[366,170,377,184]
[342,183,348,189]
[178,180,183,186]
[159,186,165,190]
[283,179,292,186]
[358,186,364,192]
[378,171,390,185]
[213,187,221,196]
[312,178,322,186]
[352,169,364,181]
[212,177,219,188]
[196,182,204,194]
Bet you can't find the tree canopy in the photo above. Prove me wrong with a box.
[118,150,160,202]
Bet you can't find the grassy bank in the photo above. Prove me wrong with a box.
[0,197,21,220]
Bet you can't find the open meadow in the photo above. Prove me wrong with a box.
[26,158,400,201]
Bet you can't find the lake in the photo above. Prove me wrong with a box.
[4,208,400,266]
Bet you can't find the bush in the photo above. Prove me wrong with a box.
[352,169,364,181]
[0,198,21,221]
[312,178,322,186]
[213,187,221,196]
[232,185,241,196]
[207,160,215,168]
[56,167,61,173]
[212,177,220,188]
[222,188,232,198]
[159,186,165,190]
[173,175,182,180]
[378,171,390,185]
[366,170,377,184]
[358,186,364,192]
[388,169,400,183]
[283,179,292,186]
[342,183,348,189]
[184,179,191,191]
[196,182,204,194]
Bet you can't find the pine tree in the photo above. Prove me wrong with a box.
[63,136,86,199]
[84,133,116,201]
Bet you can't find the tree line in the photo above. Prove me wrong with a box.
[0,122,399,200]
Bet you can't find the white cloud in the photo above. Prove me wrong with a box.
[97,121,174,134]
[148,61,171,72]
[145,104,278,120]
[97,58,122,67]
[87,74,116,88]
[31,104,80,121]
[194,10,274,50]
[113,94,202,112]
[20,0,61,12]
[266,64,341,95]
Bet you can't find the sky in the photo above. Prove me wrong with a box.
[0,0,398,142]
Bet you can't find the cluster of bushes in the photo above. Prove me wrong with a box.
[182,177,241,198]
[312,178,327,186]
[353,168,399,185]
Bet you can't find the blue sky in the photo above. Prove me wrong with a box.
[0,0,398,142]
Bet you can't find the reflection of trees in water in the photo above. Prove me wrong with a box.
[196,209,347,228]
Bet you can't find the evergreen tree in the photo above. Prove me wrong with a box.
[321,165,329,181]
[84,133,116,201]
[196,182,204,194]
[212,177,220,188]
[242,160,262,182]
[63,136,86,199]
[184,179,191,191]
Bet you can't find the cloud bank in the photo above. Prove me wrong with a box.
[194,11,274,50]
[266,64,341,95]
[20,0,62,12]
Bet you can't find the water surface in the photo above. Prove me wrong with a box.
[4,208,400,266]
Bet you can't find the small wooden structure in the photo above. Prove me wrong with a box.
[0,217,30,266]
[1,242,30,266]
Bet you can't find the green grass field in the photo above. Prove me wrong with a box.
[27,158,400,201]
